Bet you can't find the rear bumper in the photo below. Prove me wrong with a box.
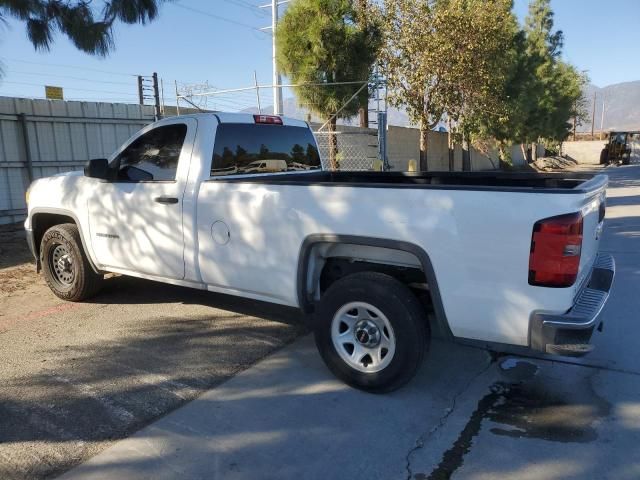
[529,253,615,357]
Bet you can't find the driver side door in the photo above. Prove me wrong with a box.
[87,118,196,280]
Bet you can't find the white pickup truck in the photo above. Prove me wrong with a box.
[24,113,615,392]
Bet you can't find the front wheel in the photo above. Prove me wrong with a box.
[40,223,103,301]
[313,272,429,393]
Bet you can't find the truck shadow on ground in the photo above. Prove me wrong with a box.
[0,308,307,480]
[89,274,307,328]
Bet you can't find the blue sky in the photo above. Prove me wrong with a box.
[0,0,638,109]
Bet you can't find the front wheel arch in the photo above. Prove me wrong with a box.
[31,209,100,274]
[40,223,103,301]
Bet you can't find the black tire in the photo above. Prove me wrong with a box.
[40,223,103,301]
[313,272,429,393]
[599,148,608,165]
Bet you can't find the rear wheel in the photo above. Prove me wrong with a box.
[40,223,103,301]
[313,272,429,393]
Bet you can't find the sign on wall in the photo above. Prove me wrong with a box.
[45,85,64,100]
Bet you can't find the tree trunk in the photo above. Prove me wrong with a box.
[359,107,368,128]
[532,142,538,163]
[328,117,338,170]
[419,127,428,171]
[499,144,509,169]
[520,143,527,164]
[462,132,471,171]
[447,120,454,171]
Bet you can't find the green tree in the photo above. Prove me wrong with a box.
[258,144,270,159]
[276,0,381,169]
[475,0,587,163]
[435,0,519,170]
[0,0,163,57]
[290,143,305,162]
[382,0,517,170]
[235,145,249,164]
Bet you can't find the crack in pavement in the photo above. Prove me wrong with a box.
[404,354,495,480]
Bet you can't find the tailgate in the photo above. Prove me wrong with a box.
[576,176,608,289]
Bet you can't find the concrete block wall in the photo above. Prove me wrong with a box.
[386,125,419,171]
[510,143,545,166]
[561,140,607,165]
[385,125,498,172]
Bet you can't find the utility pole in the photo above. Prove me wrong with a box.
[261,1,288,114]
[600,99,606,140]
[591,91,596,140]
[254,71,262,114]
[357,0,369,128]
[175,80,180,116]
[137,76,144,105]
[160,78,165,116]
[271,0,284,115]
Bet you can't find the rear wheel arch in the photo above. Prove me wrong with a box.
[296,234,452,338]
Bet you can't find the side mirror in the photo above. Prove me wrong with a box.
[84,158,110,180]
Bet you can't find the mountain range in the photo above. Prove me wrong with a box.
[582,81,640,132]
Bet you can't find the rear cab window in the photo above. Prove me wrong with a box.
[211,123,321,177]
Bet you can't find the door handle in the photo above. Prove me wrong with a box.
[154,196,179,204]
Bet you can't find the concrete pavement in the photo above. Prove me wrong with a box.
[59,164,640,480]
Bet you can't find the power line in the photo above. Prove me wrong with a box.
[233,0,265,8]
[0,92,142,103]
[0,80,138,96]
[8,70,134,86]
[222,0,269,15]
[171,3,268,33]
[2,58,138,77]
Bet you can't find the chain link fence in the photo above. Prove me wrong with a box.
[313,130,379,171]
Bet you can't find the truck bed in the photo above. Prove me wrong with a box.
[210,170,604,193]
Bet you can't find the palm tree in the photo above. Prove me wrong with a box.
[0,0,164,58]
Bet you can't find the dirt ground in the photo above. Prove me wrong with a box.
[0,227,37,285]
[0,227,53,328]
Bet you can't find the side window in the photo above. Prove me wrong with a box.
[211,124,321,177]
[113,124,187,182]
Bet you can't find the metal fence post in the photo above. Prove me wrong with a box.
[153,72,161,120]
[18,113,34,183]
[377,111,388,171]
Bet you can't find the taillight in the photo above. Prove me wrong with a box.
[253,114,282,125]
[528,212,583,287]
